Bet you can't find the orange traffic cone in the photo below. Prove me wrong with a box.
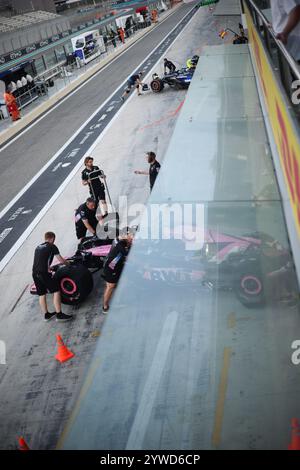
[288,418,300,450]
[18,436,30,451]
[55,334,74,363]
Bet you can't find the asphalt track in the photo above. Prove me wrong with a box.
[0,3,197,271]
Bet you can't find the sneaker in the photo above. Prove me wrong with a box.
[102,305,109,314]
[121,96,125,102]
[56,312,73,322]
[44,311,56,322]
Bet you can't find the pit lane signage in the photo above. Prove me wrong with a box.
[0,12,115,67]
[0,35,62,65]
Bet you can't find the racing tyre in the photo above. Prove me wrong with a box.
[235,269,265,308]
[54,265,93,305]
[151,78,164,93]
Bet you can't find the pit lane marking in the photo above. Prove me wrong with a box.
[0,5,199,273]
[0,6,183,154]
[0,228,12,243]
[212,347,232,447]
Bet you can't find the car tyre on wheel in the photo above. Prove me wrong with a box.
[54,264,93,305]
[151,78,164,93]
[235,269,265,308]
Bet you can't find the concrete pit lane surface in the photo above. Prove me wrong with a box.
[0,3,239,450]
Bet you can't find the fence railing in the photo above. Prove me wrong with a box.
[242,0,300,111]
[0,19,151,122]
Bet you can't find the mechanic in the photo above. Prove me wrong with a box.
[32,232,73,322]
[164,58,176,74]
[81,156,108,219]
[186,55,199,70]
[134,151,161,191]
[102,228,134,313]
[121,72,143,100]
[75,197,99,242]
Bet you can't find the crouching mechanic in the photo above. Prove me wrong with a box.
[102,228,134,313]
[121,71,143,100]
[75,197,100,242]
[32,232,73,322]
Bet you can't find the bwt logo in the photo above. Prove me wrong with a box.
[292,80,300,105]
[0,340,6,365]
[291,340,300,365]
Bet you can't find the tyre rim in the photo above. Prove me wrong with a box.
[152,81,160,91]
[241,275,262,295]
[61,277,77,295]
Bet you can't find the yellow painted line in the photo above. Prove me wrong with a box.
[227,312,236,329]
[212,347,232,448]
[56,358,101,449]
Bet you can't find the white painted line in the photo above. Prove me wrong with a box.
[0,6,193,222]
[0,5,197,273]
[0,7,181,153]
[0,97,131,272]
[125,311,178,450]
[99,114,107,121]
[106,106,114,112]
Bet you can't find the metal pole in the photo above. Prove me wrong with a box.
[103,176,113,208]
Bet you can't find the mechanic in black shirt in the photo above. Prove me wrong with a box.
[81,156,108,219]
[121,71,143,100]
[32,232,72,322]
[102,228,134,313]
[75,197,100,242]
[134,151,161,191]
[164,58,176,74]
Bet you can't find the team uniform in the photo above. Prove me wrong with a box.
[3,92,20,121]
[127,74,141,90]
[32,242,60,296]
[75,203,98,240]
[164,59,176,74]
[102,239,130,284]
[149,160,161,191]
[81,165,106,203]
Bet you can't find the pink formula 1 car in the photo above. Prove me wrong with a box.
[30,224,294,308]
[131,230,293,308]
